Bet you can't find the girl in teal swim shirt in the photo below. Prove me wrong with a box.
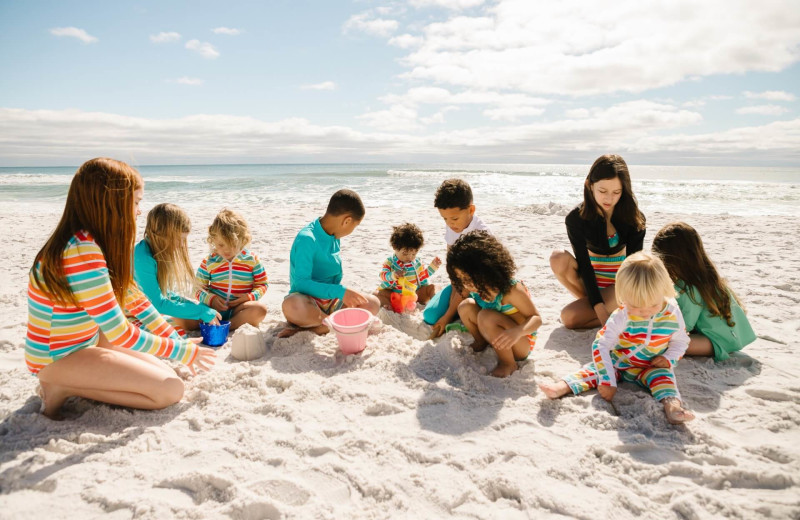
[652,221,756,361]
[446,231,543,378]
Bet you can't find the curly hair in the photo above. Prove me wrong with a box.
[207,208,251,252]
[446,231,515,301]
[434,178,473,209]
[390,223,424,251]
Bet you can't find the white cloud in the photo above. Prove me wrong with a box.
[388,34,424,49]
[483,106,545,121]
[410,0,486,9]
[168,77,204,86]
[736,104,789,115]
[2,106,797,165]
[397,0,800,96]
[564,108,590,119]
[743,90,796,102]
[150,32,181,43]
[301,81,337,91]
[343,13,399,37]
[185,40,220,59]
[357,105,422,131]
[212,27,242,36]
[49,27,98,44]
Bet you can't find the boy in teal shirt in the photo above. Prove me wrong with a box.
[280,189,380,337]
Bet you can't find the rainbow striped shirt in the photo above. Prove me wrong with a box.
[195,249,268,305]
[379,255,437,292]
[25,231,199,375]
[592,299,690,387]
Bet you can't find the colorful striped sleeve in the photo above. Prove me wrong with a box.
[379,257,396,289]
[195,256,215,306]
[592,307,628,387]
[125,287,183,341]
[248,253,269,301]
[66,239,198,364]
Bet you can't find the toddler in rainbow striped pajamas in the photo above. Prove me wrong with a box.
[540,252,695,425]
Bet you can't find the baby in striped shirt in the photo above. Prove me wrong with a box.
[540,252,695,425]
[196,209,268,331]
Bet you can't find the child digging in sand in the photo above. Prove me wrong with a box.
[374,223,441,312]
[446,231,542,377]
[539,251,695,425]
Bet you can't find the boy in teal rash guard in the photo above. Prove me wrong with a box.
[279,189,380,338]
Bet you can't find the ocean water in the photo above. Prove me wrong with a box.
[0,163,798,217]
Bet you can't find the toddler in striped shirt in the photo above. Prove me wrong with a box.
[539,252,695,425]
[196,209,269,331]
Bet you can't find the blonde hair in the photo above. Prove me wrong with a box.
[208,209,251,253]
[32,158,142,305]
[615,252,676,308]
[144,203,195,296]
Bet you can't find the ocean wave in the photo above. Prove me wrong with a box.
[0,173,72,185]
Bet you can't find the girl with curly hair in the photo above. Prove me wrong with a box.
[447,231,542,377]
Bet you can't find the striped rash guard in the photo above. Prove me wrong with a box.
[379,255,437,292]
[195,249,268,306]
[592,299,690,388]
[25,231,199,375]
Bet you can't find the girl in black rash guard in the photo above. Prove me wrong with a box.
[550,155,646,329]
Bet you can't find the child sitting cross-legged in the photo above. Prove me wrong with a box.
[539,251,695,425]
[374,223,441,313]
[447,231,542,378]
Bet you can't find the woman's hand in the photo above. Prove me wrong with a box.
[594,302,610,325]
[598,385,616,401]
[187,341,217,376]
[492,326,523,351]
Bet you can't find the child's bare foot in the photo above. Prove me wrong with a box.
[471,339,488,353]
[277,324,330,338]
[663,397,695,424]
[38,383,69,420]
[490,361,518,378]
[538,381,570,399]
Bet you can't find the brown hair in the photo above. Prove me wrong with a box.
[652,221,741,327]
[580,154,645,230]
[208,209,251,253]
[144,203,196,296]
[31,158,142,305]
[390,223,425,251]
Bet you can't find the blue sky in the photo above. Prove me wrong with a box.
[0,0,798,166]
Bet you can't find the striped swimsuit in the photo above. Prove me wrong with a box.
[469,280,538,352]
[379,255,437,292]
[589,232,623,288]
[196,249,268,318]
[25,231,199,375]
[563,299,690,401]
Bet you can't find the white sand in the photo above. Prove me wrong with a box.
[0,201,798,519]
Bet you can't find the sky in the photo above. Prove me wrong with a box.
[0,0,798,167]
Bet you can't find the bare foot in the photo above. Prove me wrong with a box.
[663,397,695,424]
[38,383,69,420]
[490,361,518,378]
[471,339,488,353]
[538,381,570,399]
[277,324,330,338]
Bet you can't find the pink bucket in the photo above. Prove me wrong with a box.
[323,308,375,355]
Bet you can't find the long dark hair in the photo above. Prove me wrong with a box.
[579,154,645,230]
[652,222,741,327]
[446,231,515,301]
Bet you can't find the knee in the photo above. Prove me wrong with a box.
[281,296,303,321]
[549,249,570,274]
[560,307,581,330]
[456,298,474,319]
[366,294,381,315]
[152,376,184,409]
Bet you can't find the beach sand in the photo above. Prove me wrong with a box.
[0,202,798,519]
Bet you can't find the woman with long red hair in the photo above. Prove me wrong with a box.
[26,158,216,418]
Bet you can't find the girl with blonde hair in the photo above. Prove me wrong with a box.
[27,158,216,419]
[134,203,220,332]
[540,252,695,425]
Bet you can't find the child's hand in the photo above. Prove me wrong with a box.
[187,342,217,376]
[429,318,448,339]
[431,256,442,269]
[598,385,616,401]
[210,296,229,312]
[492,326,522,351]
[229,295,250,308]
[343,289,368,308]
[650,356,670,369]
[392,267,405,281]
